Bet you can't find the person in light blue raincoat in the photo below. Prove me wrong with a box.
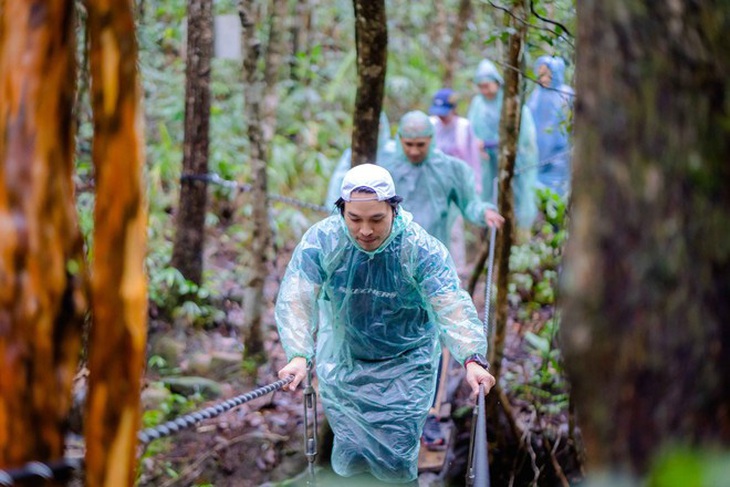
[467,59,540,229]
[379,110,503,247]
[324,112,395,208]
[276,164,496,483]
[527,55,574,197]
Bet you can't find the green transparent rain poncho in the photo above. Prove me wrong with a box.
[325,112,395,208]
[275,210,486,483]
[380,111,495,247]
[467,59,539,228]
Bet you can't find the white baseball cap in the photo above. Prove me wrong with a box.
[340,163,397,202]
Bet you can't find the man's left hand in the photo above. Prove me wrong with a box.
[466,362,496,400]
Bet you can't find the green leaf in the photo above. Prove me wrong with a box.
[525,331,550,354]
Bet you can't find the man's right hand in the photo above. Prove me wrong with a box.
[278,356,308,391]
[484,208,505,229]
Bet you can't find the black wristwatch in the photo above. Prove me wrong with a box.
[464,353,490,371]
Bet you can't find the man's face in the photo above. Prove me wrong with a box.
[400,136,432,164]
[437,111,455,124]
[343,193,394,251]
[538,64,552,88]
[477,81,500,100]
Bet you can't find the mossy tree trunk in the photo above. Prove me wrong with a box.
[490,0,527,415]
[171,0,214,286]
[351,0,387,167]
[262,0,286,144]
[84,0,148,485]
[562,0,730,476]
[289,0,314,88]
[239,1,272,365]
[0,1,87,475]
[442,0,471,88]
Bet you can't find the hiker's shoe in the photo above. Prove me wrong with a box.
[421,415,447,451]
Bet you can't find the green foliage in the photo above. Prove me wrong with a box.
[537,187,569,230]
[147,354,169,372]
[508,188,567,314]
[142,382,203,458]
[522,315,569,408]
[147,261,225,327]
[74,0,578,352]
[523,0,577,69]
[240,355,261,377]
[648,448,730,487]
[504,187,570,417]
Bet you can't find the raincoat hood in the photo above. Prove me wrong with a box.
[394,110,436,163]
[535,55,567,89]
[473,59,504,85]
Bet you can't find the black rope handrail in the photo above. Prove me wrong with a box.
[512,149,572,176]
[0,377,293,485]
[181,172,331,214]
[0,458,82,486]
[138,376,293,444]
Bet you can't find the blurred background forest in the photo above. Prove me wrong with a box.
[67,1,575,485]
[71,0,574,302]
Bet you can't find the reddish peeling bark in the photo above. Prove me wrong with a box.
[0,1,87,476]
[84,0,148,485]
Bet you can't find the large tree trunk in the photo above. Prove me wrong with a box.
[489,0,526,430]
[430,0,447,60]
[563,0,730,476]
[239,1,272,364]
[171,0,214,286]
[350,0,387,167]
[289,0,313,86]
[84,1,148,485]
[0,1,87,473]
[442,0,471,88]
[261,0,286,144]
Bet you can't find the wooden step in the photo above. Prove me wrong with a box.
[418,420,454,473]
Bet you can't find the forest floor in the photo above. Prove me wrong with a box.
[124,224,582,487]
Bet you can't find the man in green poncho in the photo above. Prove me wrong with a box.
[276,164,496,483]
[380,110,503,246]
[378,110,504,451]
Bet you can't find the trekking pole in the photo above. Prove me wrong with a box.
[466,384,490,486]
[483,224,497,341]
[302,362,318,484]
[483,175,500,340]
[468,176,500,485]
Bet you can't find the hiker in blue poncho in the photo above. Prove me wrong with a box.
[527,55,575,197]
[276,164,496,483]
[467,59,540,230]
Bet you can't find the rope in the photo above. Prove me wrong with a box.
[0,378,292,484]
[181,173,331,214]
[0,458,82,486]
[513,149,572,176]
[138,376,293,444]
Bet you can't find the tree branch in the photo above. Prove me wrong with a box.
[492,59,576,97]
[530,0,573,38]
[485,0,574,48]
